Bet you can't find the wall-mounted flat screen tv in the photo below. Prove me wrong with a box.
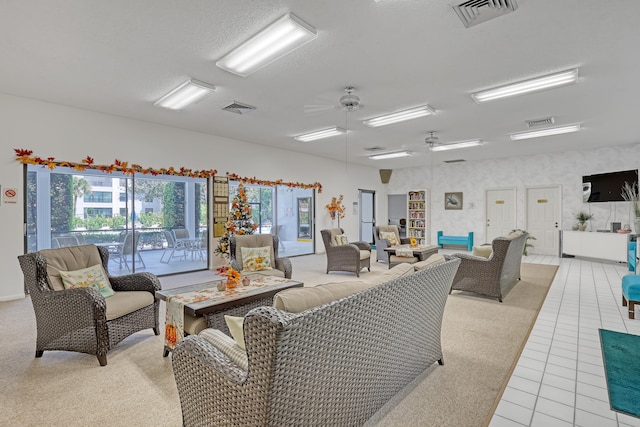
[582,169,639,203]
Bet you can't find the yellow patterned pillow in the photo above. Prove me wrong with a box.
[60,264,115,298]
[240,246,272,271]
[379,231,399,246]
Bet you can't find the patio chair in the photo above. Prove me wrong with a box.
[52,236,80,248]
[17,244,161,366]
[114,232,145,271]
[160,230,188,263]
[321,228,371,277]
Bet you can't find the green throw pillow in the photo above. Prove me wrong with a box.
[60,264,115,298]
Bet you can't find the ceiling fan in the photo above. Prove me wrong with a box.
[424,131,439,148]
[304,86,363,114]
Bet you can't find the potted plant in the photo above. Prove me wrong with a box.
[575,211,594,231]
[621,181,640,233]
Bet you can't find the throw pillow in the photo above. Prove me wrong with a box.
[240,246,272,271]
[224,315,246,350]
[333,234,349,246]
[59,264,115,298]
[379,231,399,246]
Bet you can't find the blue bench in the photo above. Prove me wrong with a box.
[437,231,474,251]
[622,274,640,319]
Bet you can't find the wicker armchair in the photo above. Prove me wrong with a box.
[17,244,161,366]
[321,228,371,277]
[374,224,412,263]
[229,234,292,279]
[450,231,528,302]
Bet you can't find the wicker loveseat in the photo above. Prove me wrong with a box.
[450,230,528,302]
[171,256,459,426]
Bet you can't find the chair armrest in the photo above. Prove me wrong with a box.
[329,244,361,258]
[109,272,162,294]
[376,239,391,252]
[173,335,248,384]
[451,252,490,262]
[39,287,107,324]
[275,257,292,279]
[351,241,371,251]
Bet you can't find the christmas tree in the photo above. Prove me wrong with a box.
[215,183,257,258]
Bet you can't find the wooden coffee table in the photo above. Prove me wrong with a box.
[383,244,439,268]
[157,273,303,356]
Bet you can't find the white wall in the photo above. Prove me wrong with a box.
[385,144,640,246]
[0,93,383,300]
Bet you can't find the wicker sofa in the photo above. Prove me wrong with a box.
[171,256,459,426]
[450,230,528,302]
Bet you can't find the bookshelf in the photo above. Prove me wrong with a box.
[407,190,427,245]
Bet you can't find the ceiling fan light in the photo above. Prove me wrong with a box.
[471,68,579,103]
[216,13,317,77]
[363,105,436,127]
[154,79,216,110]
[509,123,581,140]
[294,127,347,142]
[429,139,484,151]
[369,151,412,160]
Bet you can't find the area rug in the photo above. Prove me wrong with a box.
[366,262,559,427]
[599,329,640,418]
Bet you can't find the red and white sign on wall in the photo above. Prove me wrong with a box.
[3,187,18,204]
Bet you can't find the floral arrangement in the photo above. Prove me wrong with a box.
[325,195,345,220]
[621,181,640,218]
[225,267,241,282]
[215,184,257,257]
[410,237,417,246]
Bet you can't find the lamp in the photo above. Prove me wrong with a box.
[154,79,216,110]
[429,140,484,151]
[294,127,347,142]
[471,68,579,103]
[369,151,412,160]
[509,123,582,140]
[216,13,317,77]
[363,105,436,127]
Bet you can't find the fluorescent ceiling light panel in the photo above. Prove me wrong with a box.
[369,151,412,160]
[429,139,484,151]
[363,105,436,127]
[294,127,346,142]
[509,123,582,140]
[154,79,216,110]
[216,13,317,77]
[471,68,579,103]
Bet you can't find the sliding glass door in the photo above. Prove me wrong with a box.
[25,165,208,276]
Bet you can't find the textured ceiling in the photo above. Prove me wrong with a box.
[1,0,639,169]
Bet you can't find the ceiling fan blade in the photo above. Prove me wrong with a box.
[303,104,337,113]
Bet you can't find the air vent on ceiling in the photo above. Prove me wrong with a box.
[363,146,386,152]
[443,159,466,163]
[222,101,257,115]
[453,0,518,28]
[526,116,555,128]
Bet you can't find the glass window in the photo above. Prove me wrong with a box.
[25,165,208,276]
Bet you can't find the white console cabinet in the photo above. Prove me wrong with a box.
[561,230,628,263]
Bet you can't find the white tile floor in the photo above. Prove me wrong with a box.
[489,254,640,427]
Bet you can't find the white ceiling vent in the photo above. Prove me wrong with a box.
[453,0,518,28]
[526,116,555,128]
[222,102,257,115]
[364,146,386,152]
[443,159,466,163]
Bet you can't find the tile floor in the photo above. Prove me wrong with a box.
[488,254,640,427]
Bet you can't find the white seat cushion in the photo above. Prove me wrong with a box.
[105,291,154,321]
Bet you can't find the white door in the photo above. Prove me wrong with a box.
[485,188,516,242]
[526,186,561,255]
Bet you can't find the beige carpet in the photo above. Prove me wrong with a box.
[0,256,556,426]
